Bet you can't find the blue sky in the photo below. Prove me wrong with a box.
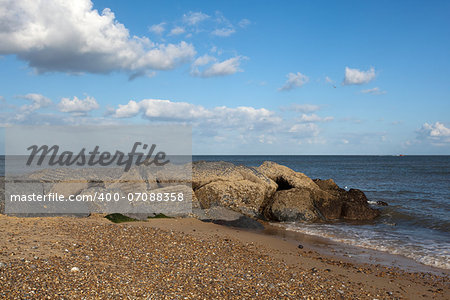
[0,0,449,154]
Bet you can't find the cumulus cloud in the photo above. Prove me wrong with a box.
[191,56,243,77]
[298,114,333,123]
[17,93,52,112]
[111,99,281,130]
[58,96,99,114]
[108,98,334,147]
[361,87,386,95]
[149,22,166,35]
[417,122,450,144]
[182,11,210,25]
[280,104,320,113]
[289,123,320,137]
[279,72,309,91]
[192,55,216,67]
[0,0,196,74]
[212,28,235,37]
[114,99,210,120]
[343,67,376,85]
[169,26,186,35]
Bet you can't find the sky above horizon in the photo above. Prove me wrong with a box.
[0,0,449,154]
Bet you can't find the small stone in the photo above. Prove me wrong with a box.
[70,267,80,272]
[298,244,303,249]
[0,262,6,268]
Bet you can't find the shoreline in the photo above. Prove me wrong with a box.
[259,221,449,276]
[2,214,447,298]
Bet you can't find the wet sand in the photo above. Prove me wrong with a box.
[0,214,448,299]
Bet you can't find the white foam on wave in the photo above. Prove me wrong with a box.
[275,222,450,270]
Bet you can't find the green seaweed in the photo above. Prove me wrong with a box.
[105,213,139,223]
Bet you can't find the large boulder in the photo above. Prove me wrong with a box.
[265,183,343,221]
[258,162,379,222]
[267,188,320,222]
[258,162,343,221]
[313,179,380,220]
[192,161,277,218]
[257,161,318,190]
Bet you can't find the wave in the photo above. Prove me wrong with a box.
[276,222,450,270]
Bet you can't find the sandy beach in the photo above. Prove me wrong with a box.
[0,214,448,299]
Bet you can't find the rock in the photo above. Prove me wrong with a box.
[313,178,340,192]
[2,160,380,223]
[49,180,89,199]
[195,180,267,218]
[310,188,343,220]
[376,201,388,206]
[313,179,380,220]
[298,244,303,249]
[106,167,149,195]
[257,162,350,221]
[70,267,80,272]
[193,161,277,218]
[267,188,320,222]
[340,189,380,220]
[257,161,318,190]
[0,262,6,268]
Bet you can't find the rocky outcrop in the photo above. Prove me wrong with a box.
[257,162,344,221]
[192,161,277,218]
[1,161,380,224]
[192,161,379,223]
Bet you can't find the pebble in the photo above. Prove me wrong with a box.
[0,215,448,299]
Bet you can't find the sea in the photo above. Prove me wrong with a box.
[193,155,450,271]
[1,155,449,271]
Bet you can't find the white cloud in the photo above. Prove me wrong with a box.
[281,104,320,113]
[149,22,166,35]
[417,122,450,144]
[17,93,52,112]
[212,28,235,37]
[58,96,99,114]
[169,26,186,35]
[113,100,141,118]
[113,99,210,120]
[343,67,376,85]
[238,19,251,28]
[192,55,216,67]
[289,123,320,137]
[279,72,309,91]
[191,56,243,77]
[183,11,210,25]
[0,0,196,74]
[361,87,386,95]
[298,114,333,123]
[111,99,281,130]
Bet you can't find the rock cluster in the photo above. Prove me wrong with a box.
[0,161,380,223]
[192,161,380,222]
